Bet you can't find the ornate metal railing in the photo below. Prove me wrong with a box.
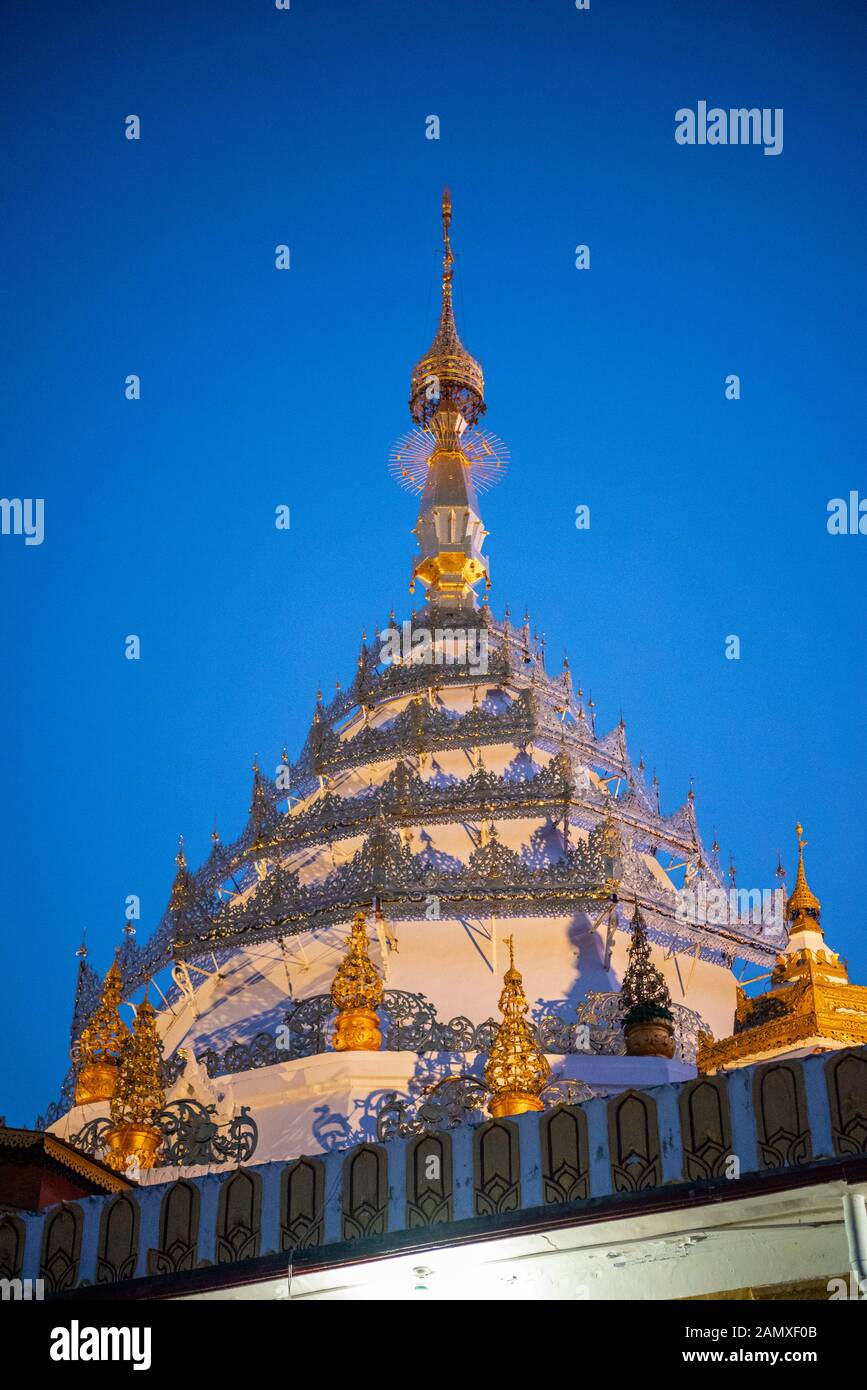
[375,1074,598,1142]
[70,1100,258,1168]
[575,991,708,1064]
[191,988,711,1078]
[36,989,710,1130]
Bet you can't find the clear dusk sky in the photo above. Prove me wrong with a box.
[1,0,865,1122]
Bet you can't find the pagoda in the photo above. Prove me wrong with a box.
[11,191,867,1306]
[40,189,793,1159]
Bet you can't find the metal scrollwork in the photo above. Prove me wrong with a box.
[162,1052,189,1087]
[374,1072,598,1142]
[541,1078,597,1106]
[70,1116,113,1157]
[382,990,439,1051]
[576,991,709,1063]
[376,1075,490,1141]
[157,1100,258,1166]
[68,1100,258,1168]
[195,984,709,1081]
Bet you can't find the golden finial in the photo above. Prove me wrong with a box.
[330,912,384,1051]
[786,821,822,926]
[74,950,130,1105]
[106,981,165,1172]
[442,185,453,282]
[484,937,550,1117]
[409,188,485,427]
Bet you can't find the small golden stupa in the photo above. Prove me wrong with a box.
[484,937,551,1117]
[698,823,867,1073]
[74,950,129,1105]
[105,987,166,1172]
[330,912,385,1052]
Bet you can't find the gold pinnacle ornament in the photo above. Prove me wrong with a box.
[105,987,166,1173]
[786,822,822,932]
[484,936,550,1117]
[330,912,384,1051]
[409,187,485,429]
[74,950,130,1105]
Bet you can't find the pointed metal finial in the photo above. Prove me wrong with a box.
[787,821,821,921]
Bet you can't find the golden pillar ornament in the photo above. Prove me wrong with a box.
[330,911,384,1051]
[484,936,550,1117]
[106,987,166,1172]
[74,950,130,1105]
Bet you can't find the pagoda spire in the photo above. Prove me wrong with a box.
[408,190,489,615]
[484,936,550,1117]
[786,821,822,933]
[410,188,485,429]
[330,912,384,1051]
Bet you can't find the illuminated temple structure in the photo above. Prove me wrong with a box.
[3,194,867,1302]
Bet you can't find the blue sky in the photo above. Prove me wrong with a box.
[1,0,866,1122]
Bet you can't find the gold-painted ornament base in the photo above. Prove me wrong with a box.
[415,549,485,593]
[488,1092,544,1118]
[105,1123,162,1173]
[624,1019,676,1059]
[332,1008,382,1052]
[74,1061,119,1105]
